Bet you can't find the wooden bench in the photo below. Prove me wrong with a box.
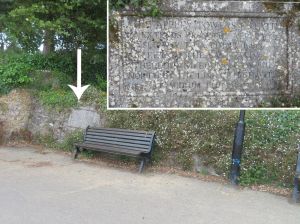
[73,126,156,173]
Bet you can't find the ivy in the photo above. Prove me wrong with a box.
[111,0,161,17]
[0,55,32,94]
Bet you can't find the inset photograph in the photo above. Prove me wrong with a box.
[109,0,300,108]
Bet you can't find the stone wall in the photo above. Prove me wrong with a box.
[0,89,32,141]
[0,89,105,143]
[109,0,300,108]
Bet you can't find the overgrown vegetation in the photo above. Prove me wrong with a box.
[106,110,300,187]
[0,0,107,95]
[0,50,106,94]
[264,0,300,29]
[33,106,299,188]
[269,95,300,108]
[110,0,161,16]
[35,130,83,152]
[257,94,300,108]
[37,86,107,112]
[0,55,32,94]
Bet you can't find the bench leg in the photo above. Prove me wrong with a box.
[139,158,146,173]
[72,146,80,159]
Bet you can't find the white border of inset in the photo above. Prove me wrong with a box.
[106,0,300,111]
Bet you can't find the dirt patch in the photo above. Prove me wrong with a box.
[248,185,292,197]
[26,161,53,168]
[0,159,21,163]
[76,151,293,198]
[9,129,33,143]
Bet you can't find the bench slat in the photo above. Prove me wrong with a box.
[87,129,153,138]
[85,135,151,146]
[82,140,150,152]
[84,137,149,150]
[89,128,155,135]
[76,143,148,155]
[85,132,153,141]
[84,141,151,153]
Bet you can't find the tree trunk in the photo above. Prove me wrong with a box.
[43,30,55,54]
[0,34,5,51]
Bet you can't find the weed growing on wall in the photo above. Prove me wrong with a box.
[111,0,161,16]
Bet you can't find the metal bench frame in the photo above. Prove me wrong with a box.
[73,126,155,173]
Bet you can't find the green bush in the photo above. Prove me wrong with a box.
[37,86,106,112]
[30,70,73,91]
[34,130,84,152]
[58,130,84,152]
[269,95,300,107]
[0,55,32,94]
[240,164,271,185]
[0,50,106,94]
[240,111,299,187]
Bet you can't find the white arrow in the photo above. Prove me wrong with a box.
[68,49,90,101]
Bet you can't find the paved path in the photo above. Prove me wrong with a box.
[0,146,299,224]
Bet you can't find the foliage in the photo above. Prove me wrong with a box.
[34,130,84,152]
[32,100,299,188]
[26,50,106,86]
[2,0,106,53]
[240,111,300,187]
[38,89,77,111]
[0,0,107,90]
[111,0,161,16]
[0,51,106,94]
[106,110,237,167]
[79,86,107,110]
[58,130,84,152]
[30,70,72,91]
[269,95,300,108]
[0,53,32,94]
[37,86,106,112]
[106,110,300,187]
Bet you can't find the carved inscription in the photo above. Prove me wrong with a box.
[120,17,287,96]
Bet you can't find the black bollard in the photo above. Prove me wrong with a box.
[230,110,246,185]
[292,145,300,203]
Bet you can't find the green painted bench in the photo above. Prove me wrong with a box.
[73,126,155,173]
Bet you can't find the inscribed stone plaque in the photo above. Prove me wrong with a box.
[109,1,300,108]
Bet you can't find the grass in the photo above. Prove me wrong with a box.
[34,130,84,152]
[36,86,107,112]
[38,89,78,112]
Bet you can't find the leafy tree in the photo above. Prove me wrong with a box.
[0,0,14,50]
[2,0,106,53]
[0,0,107,88]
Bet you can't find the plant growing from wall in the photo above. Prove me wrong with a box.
[111,0,161,17]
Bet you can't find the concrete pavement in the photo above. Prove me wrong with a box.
[0,146,299,224]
